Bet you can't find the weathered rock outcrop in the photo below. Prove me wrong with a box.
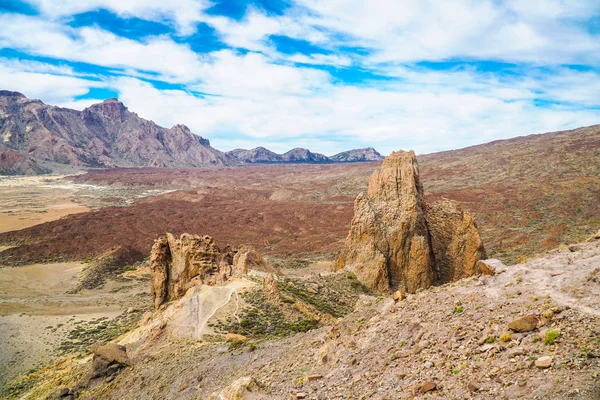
[150,233,269,309]
[333,151,434,293]
[426,199,487,284]
[333,150,486,293]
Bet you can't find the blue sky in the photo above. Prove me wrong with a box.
[0,0,599,155]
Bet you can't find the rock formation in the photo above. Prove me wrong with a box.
[150,233,269,309]
[333,151,435,293]
[426,199,487,284]
[333,150,486,293]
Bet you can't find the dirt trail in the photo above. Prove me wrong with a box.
[486,242,600,317]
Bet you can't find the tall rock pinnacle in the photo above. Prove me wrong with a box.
[333,150,486,293]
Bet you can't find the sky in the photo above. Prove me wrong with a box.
[0,0,599,156]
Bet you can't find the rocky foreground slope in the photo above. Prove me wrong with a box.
[8,234,600,399]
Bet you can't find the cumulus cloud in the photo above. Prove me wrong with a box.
[2,0,599,155]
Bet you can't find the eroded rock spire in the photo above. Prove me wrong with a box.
[333,150,486,293]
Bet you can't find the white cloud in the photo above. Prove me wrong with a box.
[24,0,211,35]
[0,59,103,104]
[0,14,207,82]
[104,65,600,156]
[293,0,600,65]
[2,1,599,156]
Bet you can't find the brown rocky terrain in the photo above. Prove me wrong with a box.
[0,151,49,175]
[7,235,600,399]
[1,125,599,399]
[0,124,597,268]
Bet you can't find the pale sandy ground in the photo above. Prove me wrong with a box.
[0,174,90,233]
[0,261,150,386]
[280,261,331,277]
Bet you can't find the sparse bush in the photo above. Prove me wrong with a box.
[500,333,511,342]
[485,336,495,344]
[453,305,464,313]
[544,329,560,345]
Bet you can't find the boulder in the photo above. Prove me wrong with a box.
[151,233,263,309]
[233,246,275,276]
[83,343,132,387]
[508,314,539,332]
[476,258,506,276]
[333,150,486,293]
[208,376,263,400]
[535,356,553,368]
[90,343,131,366]
[420,381,437,393]
[226,333,248,343]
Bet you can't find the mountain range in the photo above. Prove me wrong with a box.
[0,91,383,175]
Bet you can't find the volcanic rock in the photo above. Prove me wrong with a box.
[150,233,236,309]
[535,356,553,368]
[508,314,539,332]
[333,150,434,293]
[426,199,487,283]
[150,233,271,309]
[90,343,131,367]
[233,246,272,276]
[333,150,486,293]
[476,258,506,276]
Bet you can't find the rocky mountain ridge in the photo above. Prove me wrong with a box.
[0,91,383,174]
[0,91,231,172]
[226,146,383,164]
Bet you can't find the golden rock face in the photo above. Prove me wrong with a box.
[150,233,270,309]
[334,150,486,293]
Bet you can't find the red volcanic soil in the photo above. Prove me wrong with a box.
[0,164,376,264]
[1,125,599,265]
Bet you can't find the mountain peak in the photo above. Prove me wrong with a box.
[0,90,26,98]
[330,147,384,162]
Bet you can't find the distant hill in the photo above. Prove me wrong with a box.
[330,147,383,162]
[226,147,383,164]
[281,148,329,163]
[226,147,283,163]
[0,91,231,174]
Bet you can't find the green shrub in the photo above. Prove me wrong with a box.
[544,329,560,345]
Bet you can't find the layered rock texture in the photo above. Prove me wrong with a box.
[150,233,270,309]
[333,150,486,293]
[0,91,231,170]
